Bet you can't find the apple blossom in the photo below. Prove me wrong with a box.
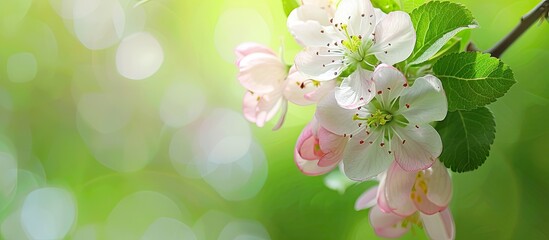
[355,161,455,239]
[294,118,347,175]
[236,42,335,130]
[316,64,447,180]
[289,0,416,108]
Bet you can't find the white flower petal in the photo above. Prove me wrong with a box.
[237,52,287,94]
[398,75,447,124]
[425,160,452,208]
[302,0,334,9]
[342,129,392,181]
[288,5,342,47]
[315,90,358,135]
[384,162,417,217]
[421,208,455,240]
[369,11,416,65]
[335,69,375,109]
[295,47,346,80]
[391,124,442,171]
[372,64,407,107]
[373,8,386,26]
[333,0,376,37]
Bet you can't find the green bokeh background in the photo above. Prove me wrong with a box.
[0,0,548,239]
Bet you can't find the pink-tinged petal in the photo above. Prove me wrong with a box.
[398,75,447,124]
[315,90,358,135]
[295,47,346,81]
[296,121,319,160]
[384,162,417,217]
[369,206,410,238]
[391,124,441,171]
[333,0,376,37]
[412,182,445,215]
[317,126,347,167]
[421,208,455,240]
[243,91,259,123]
[294,148,337,176]
[237,52,287,94]
[369,11,416,65]
[335,69,375,109]
[342,129,392,181]
[235,42,276,66]
[272,100,288,131]
[377,172,392,213]
[424,160,452,209]
[304,80,336,102]
[355,185,378,211]
[288,5,342,47]
[284,66,336,106]
[372,64,407,107]
[254,92,284,127]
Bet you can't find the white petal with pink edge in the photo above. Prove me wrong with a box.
[355,185,378,211]
[369,205,409,238]
[425,160,452,208]
[391,123,441,171]
[237,52,287,94]
[421,208,455,240]
[235,42,276,65]
[384,162,417,217]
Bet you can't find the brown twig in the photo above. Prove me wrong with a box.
[488,0,549,58]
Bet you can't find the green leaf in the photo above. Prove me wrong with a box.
[435,107,495,172]
[371,0,402,13]
[408,1,478,65]
[282,0,300,17]
[433,52,516,111]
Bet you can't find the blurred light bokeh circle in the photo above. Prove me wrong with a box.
[159,82,206,128]
[20,187,77,240]
[7,52,37,83]
[214,8,271,62]
[105,191,191,240]
[141,217,197,240]
[116,32,164,80]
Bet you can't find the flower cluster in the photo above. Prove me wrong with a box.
[235,0,460,239]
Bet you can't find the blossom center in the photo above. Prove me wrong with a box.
[366,109,392,127]
[338,24,378,71]
[399,212,423,229]
[341,24,362,53]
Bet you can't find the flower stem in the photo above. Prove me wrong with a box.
[487,0,549,58]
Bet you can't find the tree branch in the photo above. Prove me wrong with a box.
[488,0,549,58]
